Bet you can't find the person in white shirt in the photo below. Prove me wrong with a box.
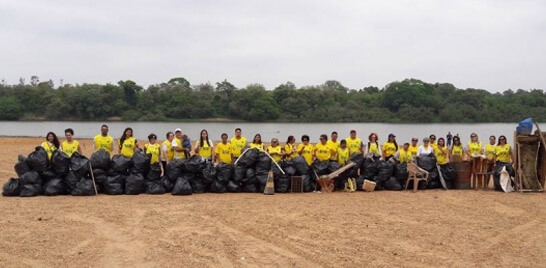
[416,137,434,157]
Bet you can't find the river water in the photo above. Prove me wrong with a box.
[1,121,543,144]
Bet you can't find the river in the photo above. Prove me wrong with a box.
[1,121,543,144]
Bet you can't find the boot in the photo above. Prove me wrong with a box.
[350,178,357,192]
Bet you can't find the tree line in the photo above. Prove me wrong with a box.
[0,76,544,123]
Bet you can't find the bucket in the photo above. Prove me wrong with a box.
[363,179,376,192]
[517,118,533,135]
[452,161,472,189]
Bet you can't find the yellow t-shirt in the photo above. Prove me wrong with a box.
[337,148,349,166]
[267,145,282,163]
[495,144,511,163]
[120,137,137,158]
[382,142,397,158]
[172,137,187,159]
[297,143,314,165]
[408,144,419,158]
[196,140,213,159]
[41,141,57,160]
[397,149,412,163]
[467,142,483,155]
[434,146,449,165]
[485,143,496,161]
[430,141,438,150]
[215,142,233,164]
[346,137,362,155]
[249,143,264,151]
[367,142,380,154]
[284,143,296,160]
[451,145,464,157]
[94,134,114,155]
[162,139,174,161]
[327,140,340,160]
[230,137,247,157]
[314,143,333,161]
[145,143,161,164]
[61,140,79,157]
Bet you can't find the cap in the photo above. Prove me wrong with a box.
[174,128,182,133]
[388,133,396,138]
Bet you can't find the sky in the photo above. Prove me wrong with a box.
[1,0,545,92]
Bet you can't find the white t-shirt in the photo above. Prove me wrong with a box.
[417,145,434,156]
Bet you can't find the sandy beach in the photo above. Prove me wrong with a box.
[0,137,544,267]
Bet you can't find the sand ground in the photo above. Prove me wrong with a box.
[0,137,544,267]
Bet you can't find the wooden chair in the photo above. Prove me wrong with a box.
[406,162,429,192]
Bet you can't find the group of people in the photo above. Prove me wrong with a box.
[39,126,513,174]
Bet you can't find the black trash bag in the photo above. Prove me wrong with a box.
[90,149,111,170]
[92,168,107,177]
[349,153,365,167]
[440,164,456,189]
[428,169,439,185]
[385,176,402,191]
[14,155,30,177]
[394,163,409,187]
[376,161,394,185]
[283,165,296,176]
[274,174,290,193]
[93,174,107,193]
[292,156,309,175]
[112,155,132,174]
[328,161,340,174]
[104,174,125,195]
[312,160,329,175]
[51,150,70,176]
[302,174,314,192]
[20,171,42,185]
[131,150,150,174]
[70,153,90,178]
[493,163,516,191]
[241,181,257,193]
[27,146,48,172]
[19,183,42,197]
[125,173,145,195]
[334,175,348,191]
[227,180,241,193]
[64,171,79,191]
[417,154,437,172]
[356,175,365,191]
[209,180,227,193]
[166,159,185,182]
[44,178,67,196]
[255,153,272,174]
[2,178,20,196]
[172,177,192,195]
[233,165,247,183]
[147,163,162,181]
[256,172,269,193]
[41,169,58,182]
[185,155,203,173]
[216,163,233,183]
[236,148,259,168]
[243,168,257,185]
[200,161,216,184]
[145,180,166,195]
[361,158,378,180]
[160,175,173,192]
[71,178,96,196]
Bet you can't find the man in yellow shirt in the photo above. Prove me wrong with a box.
[327,131,340,161]
[93,124,115,155]
[172,128,190,159]
[346,130,363,156]
[231,128,247,159]
[394,143,412,163]
[315,134,335,161]
[216,133,233,164]
[408,138,419,159]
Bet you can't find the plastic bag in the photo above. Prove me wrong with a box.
[172,177,192,195]
[90,149,111,170]
[2,178,20,196]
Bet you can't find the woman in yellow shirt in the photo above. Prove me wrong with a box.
[394,143,412,163]
[382,133,398,161]
[434,138,450,165]
[267,138,284,163]
[466,132,483,159]
[495,135,512,164]
[366,132,380,156]
[41,131,60,161]
[195,129,215,162]
[118,127,138,158]
[144,133,164,176]
[297,135,314,166]
[60,128,82,157]
[408,137,419,158]
[161,131,175,170]
[485,135,496,161]
[284,135,296,160]
[314,134,334,161]
[249,134,264,151]
[450,136,465,162]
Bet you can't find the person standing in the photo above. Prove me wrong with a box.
[297,135,314,166]
[336,140,350,166]
[434,138,450,165]
[267,138,284,163]
[450,136,465,161]
[216,133,233,164]
[346,130,363,156]
[41,131,60,161]
[416,137,434,157]
[144,133,164,176]
[446,132,453,147]
[161,131,175,170]
[429,134,438,150]
[284,135,297,160]
[466,133,484,158]
[249,134,264,150]
[231,128,247,159]
[195,129,214,162]
[394,142,412,163]
[172,128,189,159]
[495,135,512,164]
[118,127,137,158]
[382,133,399,161]
[366,132,380,156]
[314,134,334,162]
[93,124,115,155]
[327,131,340,161]
[408,138,419,159]
[60,128,82,157]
